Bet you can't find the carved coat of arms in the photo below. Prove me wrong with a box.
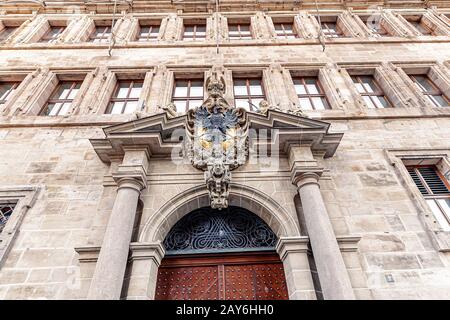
[185,74,248,209]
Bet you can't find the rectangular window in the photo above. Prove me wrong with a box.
[293,77,329,110]
[352,75,391,109]
[274,23,297,39]
[0,26,18,42]
[409,20,432,35]
[39,26,65,43]
[410,75,449,107]
[107,80,143,114]
[41,81,81,116]
[228,23,252,40]
[137,24,160,41]
[233,78,265,111]
[172,79,204,113]
[363,20,391,37]
[407,166,450,230]
[89,26,112,43]
[0,203,15,234]
[183,24,206,41]
[0,81,19,104]
[320,22,343,38]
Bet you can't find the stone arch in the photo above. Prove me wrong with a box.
[139,183,301,244]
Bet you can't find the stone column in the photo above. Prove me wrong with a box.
[125,243,165,299]
[276,237,317,300]
[87,148,149,300]
[288,144,355,300]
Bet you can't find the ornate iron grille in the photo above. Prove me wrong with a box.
[163,206,277,254]
[0,204,15,234]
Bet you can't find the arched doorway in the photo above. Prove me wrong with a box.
[155,206,289,300]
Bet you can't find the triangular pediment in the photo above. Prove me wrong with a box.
[90,110,343,163]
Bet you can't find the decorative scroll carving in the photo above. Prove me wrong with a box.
[185,72,249,209]
[163,206,277,254]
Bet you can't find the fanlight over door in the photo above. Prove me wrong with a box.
[155,206,289,300]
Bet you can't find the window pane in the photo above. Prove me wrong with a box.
[413,76,434,92]
[190,82,204,97]
[124,101,138,114]
[294,82,306,95]
[48,103,62,116]
[363,96,376,108]
[305,79,319,94]
[354,82,365,94]
[174,82,188,97]
[110,101,124,114]
[174,100,187,113]
[0,83,16,101]
[374,96,389,108]
[430,95,449,107]
[58,102,71,115]
[67,83,81,99]
[311,97,327,110]
[189,100,203,109]
[249,80,262,95]
[251,98,263,110]
[234,82,248,96]
[437,198,450,222]
[235,98,250,109]
[116,84,130,98]
[129,83,143,98]
[427,199,450,231]
[299,98,312,110]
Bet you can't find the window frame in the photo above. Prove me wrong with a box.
[351,75,393,109]
[228,23,252,40]
[137,24,160,42]
[320,21,344,38]
[0,81,20,105]
[40,81,82,116]
[0,26,18,42]
[106,79,144,114]
[273,22,297,39]
[171,78,205,113]
[0,186,39,269]
[293,77,330,110]
[182,23,207,41]
[409,20,433,35]
[89,25,112,43]
[409,74,450,108]
[39,26,65,43]
[233,77,266,112]
[407,165,450,228]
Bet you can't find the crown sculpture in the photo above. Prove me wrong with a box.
[186,72,249,209]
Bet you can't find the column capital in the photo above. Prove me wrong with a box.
[112,164,148,191]
[129,242,165,266]
[291,169,323,188]
[275,236,310,262]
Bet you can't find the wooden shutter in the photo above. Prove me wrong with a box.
[407,166,450,196]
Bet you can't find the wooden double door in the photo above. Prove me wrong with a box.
[155,252,289,300]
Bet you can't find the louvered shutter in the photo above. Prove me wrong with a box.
[407,166,450,196]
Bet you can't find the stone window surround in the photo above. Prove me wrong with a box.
[225,16,254,40]
[21,69,91,116]
[0,186,40,269]
[179,16,208,41]
[0,70,29,116]
[94,68,154,115]
[0,18,24,43]
[0,9,449,48]
[343,65,401,109]
[386,148,450,252]
[228,67,272,108]
[287,66,340,111]
[30,18,70,44]
[357,13,394,37]
[129,18,163,42]
[393,62,450,108]
[270,15,299,38]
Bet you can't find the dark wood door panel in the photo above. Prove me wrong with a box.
[155,252,289,300]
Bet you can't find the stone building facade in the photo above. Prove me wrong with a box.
[0,0,449,300]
